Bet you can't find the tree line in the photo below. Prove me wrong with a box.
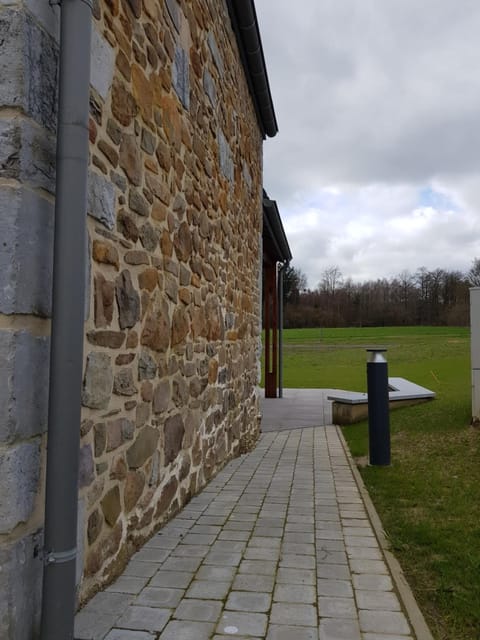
[282,260,480,328]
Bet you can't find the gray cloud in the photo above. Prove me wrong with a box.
[255,1,480,285]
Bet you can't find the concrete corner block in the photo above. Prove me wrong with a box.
[91,26,115,100]
[25,0,60,41]
[0,186,54,316]
[0,530,43,640]
[0,8,58,130]
[0,117,56,193]
[87,170,116,230]
[0,439,41,534]
[0,330,50,444]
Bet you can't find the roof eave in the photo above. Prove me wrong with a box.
[227,0,278,138]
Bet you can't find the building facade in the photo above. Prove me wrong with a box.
[0,0,278,637]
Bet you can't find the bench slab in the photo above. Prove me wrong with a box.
[328,377,435,425]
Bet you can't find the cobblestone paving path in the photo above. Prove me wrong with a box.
[75,426,414,639]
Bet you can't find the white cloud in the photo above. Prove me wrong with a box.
[256,1,480,285]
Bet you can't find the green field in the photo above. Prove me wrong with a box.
[269,326,480,640]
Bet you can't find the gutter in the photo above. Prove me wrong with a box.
[227,0,278,138]
[40,0,92,638]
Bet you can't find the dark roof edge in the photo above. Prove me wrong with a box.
[263,191,292,262]
[227,0,278,138]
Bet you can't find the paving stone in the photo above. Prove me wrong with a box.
[133,547,170,563]
[317,564,351,580]
[225,591,271,612]
[186,580,231,600]
[216,611,268,637]
[218,530,250,541]
[266,625,318,640]
[279,554,315,569]
[181,532,217,545]
[319,617,362,639]
[345,535,379,548]
[244,546,280,561]
[161,557,202,572]
[146,535,181,549]
[343,527,375,537]
[317,579,353,598]
[106,575,149,594]
[172,544,210,558]
[213,636,260,640]
[122,561,158,578]
[190,524,222,535]
[350,559,389,575]
[136,587,184,608]
[211,540,246,553]
[281,542,315,556]
[249,536,281,549]
[356,589,401,611]
[352,574,393,591]
[196,565,236,581]
[238,559,277,575]
[347,547,383,560]
[315,530,344,541]
[115,605,171,632]
[150,571,194,589]
[253,526,283,537]
[362,635,413,640]
[232,573,275,593]
[74,610,120,640]
[273,583,316,604]
[174,598,222,622]
[276,567,316,586]
[318,550,348,565]
[85,592,133,614]
[159,620,215,639]
[204,550,242,566]
[224,521,255,531]
[318,596,356,619]
[269,602,317,626]
[359,610,411,635]
[104,630,154,639]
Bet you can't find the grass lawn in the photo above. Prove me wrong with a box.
[271,326,480,640]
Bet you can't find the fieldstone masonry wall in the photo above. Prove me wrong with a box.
[0,0,264,636]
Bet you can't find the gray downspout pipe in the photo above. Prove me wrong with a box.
[40,0,92,638]
[278,262,288,398]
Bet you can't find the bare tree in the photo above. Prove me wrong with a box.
[468,258,480,286]
[318,265,343,296]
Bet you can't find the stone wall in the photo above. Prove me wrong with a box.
[0,0,265,635]
[79,0,264,602]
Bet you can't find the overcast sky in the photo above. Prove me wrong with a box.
[256,1,480,288]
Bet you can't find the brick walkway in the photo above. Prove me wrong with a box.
[75,422,418,640]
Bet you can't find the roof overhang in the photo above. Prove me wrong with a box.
[226,0,278,138]
[263,192,292,264]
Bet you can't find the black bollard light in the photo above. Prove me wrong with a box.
[366,348,391,466]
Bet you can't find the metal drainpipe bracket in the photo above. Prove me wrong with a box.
[44,547,77,566]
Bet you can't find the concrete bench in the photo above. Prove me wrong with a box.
[328,377,435,425]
